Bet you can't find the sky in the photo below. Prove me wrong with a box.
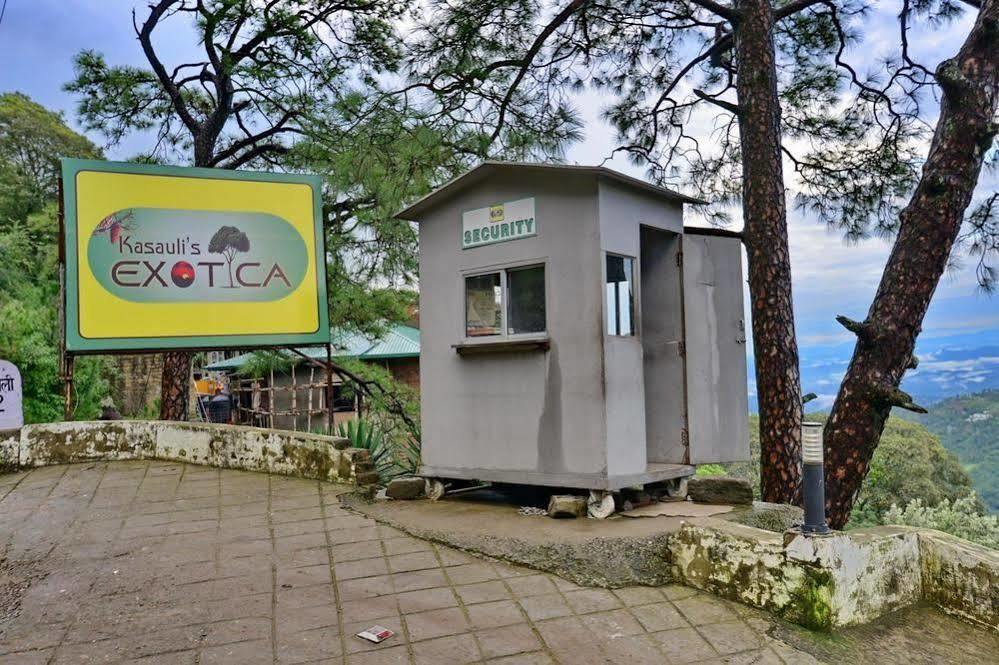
[1,0,997,409]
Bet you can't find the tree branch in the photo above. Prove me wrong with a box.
[688,0,738,21]
[835,315,873,342]
[693,88,741,115]
[487,0,589,146]
[872,385,927,413]
[774,0,827,20]
[136,1,200,134]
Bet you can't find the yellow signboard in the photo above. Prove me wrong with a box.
[61,159,329,352]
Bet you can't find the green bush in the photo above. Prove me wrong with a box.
[883,493,998,550]
[336,417,419,483]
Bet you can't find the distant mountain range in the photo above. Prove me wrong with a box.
[783,338,999,411]
[902,389,999,513]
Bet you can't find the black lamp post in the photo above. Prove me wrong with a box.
[801,421,830,535]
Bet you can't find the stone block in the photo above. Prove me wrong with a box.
[355,471,381,486]
[386,477,426,500]
[0,428,20,471]
[688,476,753,505]
[547,494,587,518]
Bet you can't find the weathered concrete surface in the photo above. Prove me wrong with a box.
[0,461,821,664]
[342,492,689,588]
[724,501,803,532]
[346,493,999,633]
[918,529,999,629]
[5,420,371,485]
[0,429,18,472]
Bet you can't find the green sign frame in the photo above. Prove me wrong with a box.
[61,159,330,354]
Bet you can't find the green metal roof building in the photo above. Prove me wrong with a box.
[204,324,420,372]
[205,324,420,431]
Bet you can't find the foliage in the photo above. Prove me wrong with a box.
[695,463,727,477]
[905,389,999,512]
[884,494,999,550]
[65,0,405,168]
[334,357,420,444]
[337,417,420,483]
[0,92,102,222]
[0,94,111,423]
[843,417,978,528]
[238,350,296,378]
[0,207,108,423]
[717,414,978,530]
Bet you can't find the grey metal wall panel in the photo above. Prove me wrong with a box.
[640,227,687,464]
[682,234,750,463]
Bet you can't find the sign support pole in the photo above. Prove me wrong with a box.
[57,174,74,421]
[325,343,334,435]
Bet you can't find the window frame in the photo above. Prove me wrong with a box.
[462,260,548,342]
[605,252,638,338]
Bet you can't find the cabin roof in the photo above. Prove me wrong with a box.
[394,161,704,220]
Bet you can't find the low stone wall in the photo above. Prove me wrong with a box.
[918,530,999,629]
[2,420,378,485]
[670,518,995,631]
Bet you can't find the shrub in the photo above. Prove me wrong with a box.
[883,493,999,550]
[336,417,419,483]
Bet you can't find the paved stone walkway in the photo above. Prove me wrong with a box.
[0,461,816,664]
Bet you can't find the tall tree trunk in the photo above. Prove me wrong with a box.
[734,0,803,504]
[159,352,190,420]
[823,0,998,529]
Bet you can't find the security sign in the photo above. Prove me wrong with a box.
[462,197,536,249]
[61,159,329,352]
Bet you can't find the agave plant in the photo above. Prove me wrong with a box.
[336,418,420,482]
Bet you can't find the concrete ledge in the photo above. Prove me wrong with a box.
[918,529,999,629]
[3,421,371,485]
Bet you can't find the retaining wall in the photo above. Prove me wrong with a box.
[669,518,996,631]
[0,420,378,485]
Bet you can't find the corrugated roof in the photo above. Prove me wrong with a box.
[204,325,420,372]
[394,161,704,220]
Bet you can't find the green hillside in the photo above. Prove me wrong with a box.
[907,390,999,513]
[709,414,976,522]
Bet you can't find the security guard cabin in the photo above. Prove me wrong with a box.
[396,162,749,494]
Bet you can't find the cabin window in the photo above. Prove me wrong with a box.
[606,254,636,336]
[465,265,546,338]
[465,272,503,337]
[507,265,546,334]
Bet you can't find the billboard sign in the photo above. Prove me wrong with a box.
[61,159,329,352]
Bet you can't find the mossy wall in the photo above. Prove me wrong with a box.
[6,420,374,485]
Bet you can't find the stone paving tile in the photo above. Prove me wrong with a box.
[0,461,821,665]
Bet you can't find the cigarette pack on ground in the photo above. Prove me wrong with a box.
[356,626,394,643]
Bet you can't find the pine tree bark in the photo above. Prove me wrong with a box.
[823,0,998,529]
[734,0,803,504]
[159,351,191,420]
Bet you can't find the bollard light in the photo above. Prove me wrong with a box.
[801,421,830,535]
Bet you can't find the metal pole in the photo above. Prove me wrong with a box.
[57,174,74,421]
[63,354,75,421]
[325,343,334,435]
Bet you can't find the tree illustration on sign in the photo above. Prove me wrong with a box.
[208,226,250,288]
